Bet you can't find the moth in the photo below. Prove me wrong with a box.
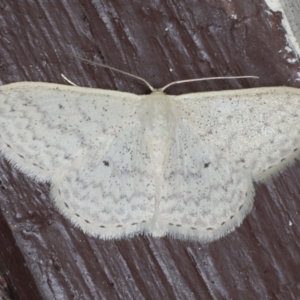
[0,65,299,241]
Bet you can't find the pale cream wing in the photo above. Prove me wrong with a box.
[174,87,300,181]
[0,82,141,181]
[154,121,254,241]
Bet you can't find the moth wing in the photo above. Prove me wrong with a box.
[52,122,156,238]
[0,82,141,180]
[154,121,254,241]
[174,87,300,181]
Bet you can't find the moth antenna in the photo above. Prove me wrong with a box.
[160,76,259,92]
[61,74,78,86]
[71,54,155,92]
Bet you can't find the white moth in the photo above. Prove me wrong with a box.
[0,69,299,241]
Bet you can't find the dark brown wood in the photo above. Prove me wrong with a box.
[0,1,300,299]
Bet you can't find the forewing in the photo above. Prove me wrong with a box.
[0,82,141,180]
[174,87,300,181]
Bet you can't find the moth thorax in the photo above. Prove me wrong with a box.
[147,100,174,173]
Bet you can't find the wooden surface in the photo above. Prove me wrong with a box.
[1,1,300,299]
